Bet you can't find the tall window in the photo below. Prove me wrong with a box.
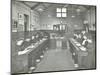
[56,8,67,17]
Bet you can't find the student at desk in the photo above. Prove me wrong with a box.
[80,34,95,69]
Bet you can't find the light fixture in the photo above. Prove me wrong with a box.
[38,8,44,11]
[76,8,81,15]
[84,20,88,24]
[48,15,52,17]
[74,25,78,27]
[76,8,81,12]
[71,15,75,18]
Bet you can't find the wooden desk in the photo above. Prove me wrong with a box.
[11,38,49,74]
[69,38,88,68]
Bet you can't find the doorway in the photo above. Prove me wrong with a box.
[24,14,29,39]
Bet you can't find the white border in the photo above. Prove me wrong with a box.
[0,0,100,75]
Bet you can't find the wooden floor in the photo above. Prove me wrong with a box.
[34,48,76,72]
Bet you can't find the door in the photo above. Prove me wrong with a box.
[24,14,29,39]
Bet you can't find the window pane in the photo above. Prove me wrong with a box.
[62,8,67,12]
[62,13,67,17]
[56,8,61,12]
[57,13,61,17]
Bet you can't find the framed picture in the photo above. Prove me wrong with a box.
[11,0,96,75]
[18,13,24,25]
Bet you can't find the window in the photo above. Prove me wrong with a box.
[56,8,67,17]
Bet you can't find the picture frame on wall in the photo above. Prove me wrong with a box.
[18,13,24,25]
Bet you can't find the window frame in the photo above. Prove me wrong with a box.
[56,8,67,18]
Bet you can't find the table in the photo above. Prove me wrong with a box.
[69,38,88,68]
[11,38,49,74]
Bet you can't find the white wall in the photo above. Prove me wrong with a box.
[12,0,40,31]
[30,10,40,30]
[82,6,96,30]
[12,0,31,31]
[39,4,84,32]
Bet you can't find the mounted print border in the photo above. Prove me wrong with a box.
[11,0,96,74]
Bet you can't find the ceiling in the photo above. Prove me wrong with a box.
[21,1,51,12]
[20,1,92,13]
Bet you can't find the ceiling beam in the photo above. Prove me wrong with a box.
[84,6,92,10]
[31,3,42,10]
[20,1,31,8]
[41,3,52,12]
[42,3,47,8]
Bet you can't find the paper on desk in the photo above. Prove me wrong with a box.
[18,46,34,55]
[79,46,86,51]
[87,39,92,43]
[18,38,47,55]
[18,49,29,55]
[76,43,81,46]
[17,40,23,46]
[74,41,79,44]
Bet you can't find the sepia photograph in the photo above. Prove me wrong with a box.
[11,0,96,74]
